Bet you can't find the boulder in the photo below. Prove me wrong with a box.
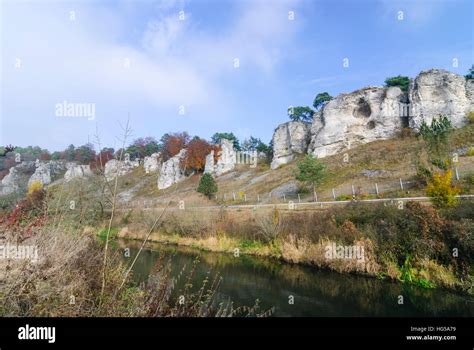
[409,69,473,129]
[104,158,140,181]
[64,163,93,182]
[270,121,311,169]
[157,149,187,190]
[143,152,161,174]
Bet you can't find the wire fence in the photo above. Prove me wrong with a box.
[116,166,472,210]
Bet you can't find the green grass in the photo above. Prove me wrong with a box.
[98,227,120,240]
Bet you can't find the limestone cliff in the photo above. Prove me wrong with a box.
[271,69,473,165]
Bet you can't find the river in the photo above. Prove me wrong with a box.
[116,239,474,317]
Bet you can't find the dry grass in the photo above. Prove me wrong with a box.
[280,236,380,275]
[0,227,144,316]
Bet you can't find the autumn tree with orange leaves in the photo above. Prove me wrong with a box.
[160,132,190,161]
[181,137,220,172]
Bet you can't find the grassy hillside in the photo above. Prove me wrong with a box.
[106,124,474,207]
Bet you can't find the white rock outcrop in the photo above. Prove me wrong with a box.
[409,69,473,129]
[64,163,93,182]
[0,161,36,195]
[204,150,216,174]
[157,149,187,190]
[104,158,140,181]
[308,86,405,158]
[270,69,474,162]
[28,162,52,187]
[204,139,236,176]
[143,152,161,174]
[28,160,67,187]
[270,121,311,169]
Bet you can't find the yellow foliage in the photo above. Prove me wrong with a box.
[426,170,460,207]
[272,208,280,226]
[466,147,474,156]
[467,111,474,124]
[28,180,43,196]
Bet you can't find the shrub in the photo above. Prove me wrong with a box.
[467,111,474,124]
[28,180,43,196]
[197,173,218,199]
[426,170,460,207]
[255,208,282,242]
[466,147,474,156]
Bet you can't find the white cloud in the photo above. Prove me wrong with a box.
[1,0,304,148]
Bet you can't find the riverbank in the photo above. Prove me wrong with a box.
[116,239,474,317]
[109,200,474,295]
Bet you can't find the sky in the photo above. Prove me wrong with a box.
[0,0,472,152]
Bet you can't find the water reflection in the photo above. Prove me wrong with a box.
[116,239,474,317]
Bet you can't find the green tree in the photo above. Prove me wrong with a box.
[288,106,314,122]
[295,154,326,201]
[64,144,76,161]
[384,75,410,93]
[465,64,474,80]
[313,92,333,111]
[126,137,160,159]
[50,151,62,160]
[211,132,241,151]
[419,115,453,159]
[197,173,218,199]
[75,143,96,164]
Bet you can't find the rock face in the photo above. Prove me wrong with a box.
[0,161,36,195]
[157,149,187,190]
[204,150,216,175]
[28,162,52,187]
[28,160,66,187]
[308,86,405,158]
[270,121,311,169]
[143,153,161,174]
[270,69,474,162]
[409,69,473,129]
[64,163,93,182]
[104,159,140,181]
[204,139,236,176]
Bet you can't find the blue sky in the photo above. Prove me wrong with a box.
[1,0,472,151]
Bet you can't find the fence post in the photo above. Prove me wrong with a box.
[298,194,301,203]
[283,194,286,202]
[375,183,379,195]
[399,178,404,190]
[233,192,236,201]
[351,184,355,197]
[332,188,336,200]
[224,193,227,201]
[244,194,247,202]
[257,194,260,202]
[314,191,318,202]
[455,167,460,181]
